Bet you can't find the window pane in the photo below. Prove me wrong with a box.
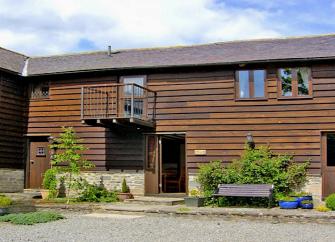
[327,134,335,166]
[280,68,292,96]
[238,71,249,98]
[254,70,265,97]
[123,77,145,95]
[297,67,310,96]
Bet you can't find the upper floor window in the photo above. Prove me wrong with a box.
[30,82,49,99]
[279,67,312,97]
[235,70,266,99]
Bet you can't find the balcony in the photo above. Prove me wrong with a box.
[81,83,156,128]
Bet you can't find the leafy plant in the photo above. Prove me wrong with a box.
[196,145,309,207]
[42,168,58,199]
[121,178,130,193]
[277,195,297,202]
[289,191,311,197]
[77,181,118,203]
[50,127,95,203]
[301,200,313,205]
[0,211,63,225]
[316,204,331,212]
[0,194,12,207]
[189,188,203,197]
[325,193,335,210]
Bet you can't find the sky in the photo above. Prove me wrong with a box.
[0,0,334,56]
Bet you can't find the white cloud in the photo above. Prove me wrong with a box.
[0,0,282,55]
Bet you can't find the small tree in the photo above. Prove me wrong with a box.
[50,127,95,203]
[121,178,130,193]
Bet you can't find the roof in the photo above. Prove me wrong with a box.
[0,47,27,74]
[2,34,335,76]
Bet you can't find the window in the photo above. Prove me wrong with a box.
[120,76,146,118]
[279,67,311,97]
[236,70,266,99]
[36,147,46,157]
[30,82,49,99]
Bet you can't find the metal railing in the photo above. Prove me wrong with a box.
[81,83,156,122]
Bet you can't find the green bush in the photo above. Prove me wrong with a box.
[196,146,309,207]
[77,182,118,203]
[0,211,63,225]
[42,168,58,199]
[121,178,130,193]
[0,194,12,207]
[325,193,335,210]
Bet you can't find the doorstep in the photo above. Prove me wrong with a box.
[34,202,335,224]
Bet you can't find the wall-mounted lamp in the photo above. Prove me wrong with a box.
[246,132,255,149]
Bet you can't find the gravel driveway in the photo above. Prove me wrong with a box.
[0,212,334,242]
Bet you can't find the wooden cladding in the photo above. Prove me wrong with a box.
[0,72,27,169]
[24,62,335,175]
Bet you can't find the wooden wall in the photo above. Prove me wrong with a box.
[0,71,27,169]
[26,61,335,175]
[147,63,335,175]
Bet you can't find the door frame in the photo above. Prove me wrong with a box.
[25,134,51,189]
[321,131,335,199]
[144,132,187,195]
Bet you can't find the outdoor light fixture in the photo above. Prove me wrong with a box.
[246,132,255,149]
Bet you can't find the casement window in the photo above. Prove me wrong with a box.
[30,82,49,99]
[235,70,266,99]
[278,67,312,97]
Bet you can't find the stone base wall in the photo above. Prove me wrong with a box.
[80,170,145,195]
[303,175,322,201]
[0,169,24,193]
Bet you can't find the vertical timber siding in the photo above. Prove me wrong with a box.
[0,71,27,169]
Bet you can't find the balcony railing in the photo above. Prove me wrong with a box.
[81,84,156,126]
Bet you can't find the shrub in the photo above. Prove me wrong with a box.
[121,178,130,193]
[77,182,118,203]
[325,193,335,210]
[316,204,331,212]
[189,188,203,197]
[0,211,63,225]
[42,168,58,199]
[50,127,95,203]
[0,194,12,207]
[196,146,309,207]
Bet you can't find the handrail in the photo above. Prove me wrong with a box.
[81,83,156,122]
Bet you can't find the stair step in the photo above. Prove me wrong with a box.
[124,196,185,206]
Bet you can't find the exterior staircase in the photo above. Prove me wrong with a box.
[124,196,185,206]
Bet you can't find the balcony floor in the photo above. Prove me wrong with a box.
[82,117,155,130]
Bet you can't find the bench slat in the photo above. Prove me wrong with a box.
[214,184,274,198]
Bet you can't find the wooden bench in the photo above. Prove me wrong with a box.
[213,184,274,207]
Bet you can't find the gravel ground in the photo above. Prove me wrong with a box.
[0,212,335,242]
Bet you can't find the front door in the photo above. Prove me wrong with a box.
[29,141,50,188]
[144,135,160,194]
[322,133,335,198]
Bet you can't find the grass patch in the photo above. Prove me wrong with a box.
[177,207,191,213]
[0,211,64,225]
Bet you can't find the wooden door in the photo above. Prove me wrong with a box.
[144,135,160,194]
[322,133,335,198]
[29,141,50,189]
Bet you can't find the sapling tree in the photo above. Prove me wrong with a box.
[50,127,95,203]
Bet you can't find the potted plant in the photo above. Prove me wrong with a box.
[41,168,58,200]
[290,192,313,207]
[117,178,134,201]
[184,188,205,207]
[301,200,314,209]
[278,196,299,209]
[0,194,12,216]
